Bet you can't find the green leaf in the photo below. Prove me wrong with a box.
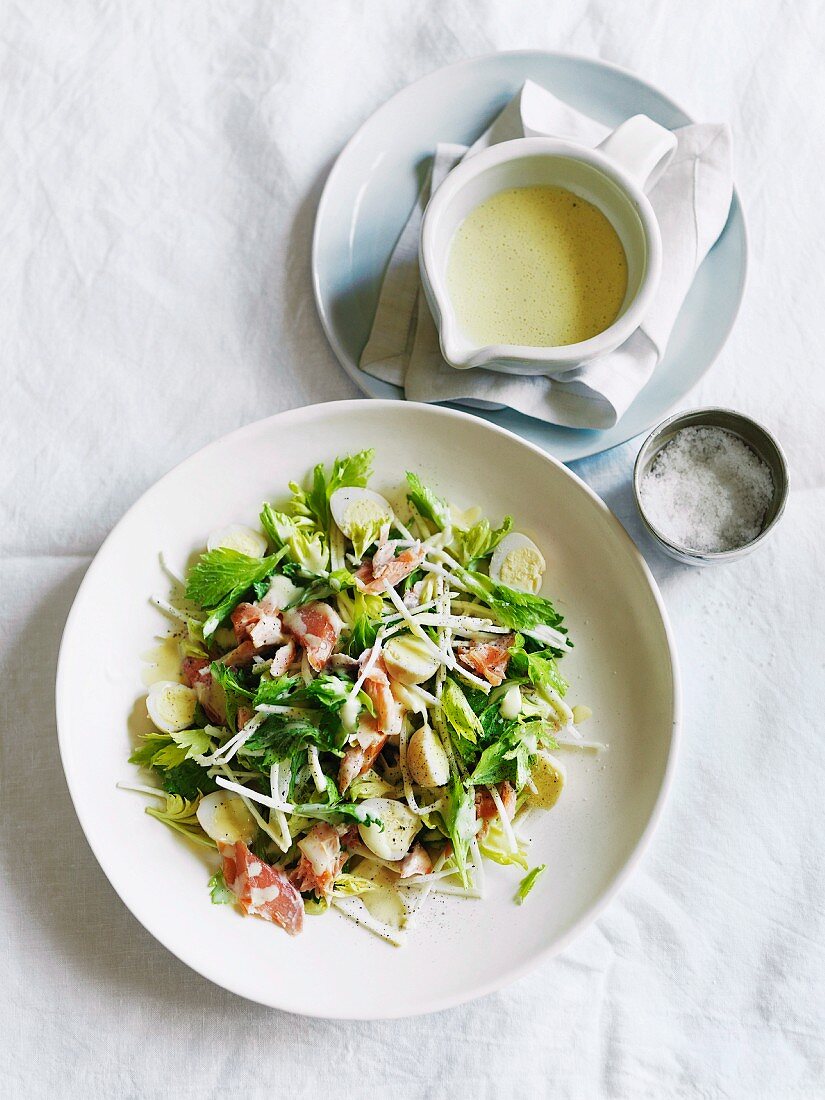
[470,711,537,789]
[285,570,354,609]
[357,690,376,718]
[208,870,234,904]
[405,471,451,529]
[511,741,533,790]
[301,673,352,712]
[515,864,547,904]
[441,677,482,745]
[450,565,568,639]
[449,564,496,603]
[182,619,208,659]
[307,463,331,529]
[149,743,188,770]
[174,727,211,758]
[130,728,211,770]
[243,715,334,763]
[489,585,565,633]
[324,775,341,805]
[286,750,315,805]
[202,600,240,642]
[259,505,328,574]
[443,774,476,887]
[349,615,378,655]
[479,838,529,870]
[292,801,381,827]
[349,518,383,561]
[185,547,286,611]
[328,449,375,497]
[289,449,375,532]
[332,874,376,896]
[509,639,570,727]
[243,717,315,761]
[253,675,299,707]
[478,700,518,745]
[128,732,170,767]
[460,685,493,716]
[210,661,255,732]
[347,591,382,656]
[280,561,305,580]
[159,759,219,800]
[287,472,325,528]
[131,732,218,799]
[328,568,356,592]
[469,738,514,785]
[508,642,569,698]
[400,567,424,595]
[299,677,371,723]
[454,515,513,567]
[479,817,529,869]
[145,793,215,848]
[359,590,385,618]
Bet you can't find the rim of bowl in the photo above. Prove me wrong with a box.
[632,406,790,562]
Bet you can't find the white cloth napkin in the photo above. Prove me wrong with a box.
[360,81,733,430]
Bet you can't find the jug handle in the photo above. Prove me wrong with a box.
[597,115,677,192]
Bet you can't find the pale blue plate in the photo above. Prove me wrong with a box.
[312,51,747,463]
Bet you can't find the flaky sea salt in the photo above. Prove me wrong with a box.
[640,426,774,553]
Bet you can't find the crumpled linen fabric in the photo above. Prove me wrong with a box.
[1,2,823,1098]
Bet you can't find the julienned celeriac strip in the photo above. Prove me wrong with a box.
[122,449,604,944]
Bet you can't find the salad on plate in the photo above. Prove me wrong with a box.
[123,449,600,945]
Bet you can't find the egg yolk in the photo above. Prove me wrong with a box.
[498,547,544,592]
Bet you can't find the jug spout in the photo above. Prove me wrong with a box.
[438,318,478,370]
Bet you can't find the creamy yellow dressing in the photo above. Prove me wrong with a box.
[140,636,183,686]
[529,751,566,810]
[212,796,257,845]
[446,185,628,348]
[352,859,407,929]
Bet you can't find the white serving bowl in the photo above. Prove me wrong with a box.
[56,400,679,1018]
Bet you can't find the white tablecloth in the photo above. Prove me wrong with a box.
[3,3,823,1097]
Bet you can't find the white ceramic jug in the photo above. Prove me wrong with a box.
[419,115,677,375]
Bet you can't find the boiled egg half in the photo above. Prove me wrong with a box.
[146,680,197,734]
[329,488,394,539]
[406,723,450,787]
[207,524,268,559]
[489,532,546,594]
[357,797,421,861]
[196,790,258,845]
[382,633,441,685]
